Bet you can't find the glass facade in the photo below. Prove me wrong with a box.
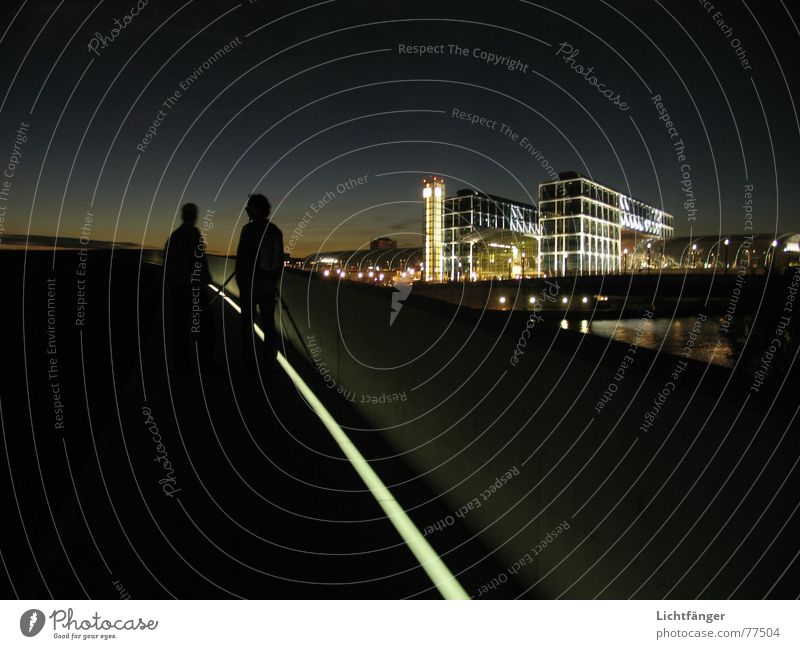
[538,175,674,276]
[418,174,674,281]
[441,190,540,281]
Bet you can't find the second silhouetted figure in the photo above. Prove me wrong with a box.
[236,194,284,372]
[164,202,214,369]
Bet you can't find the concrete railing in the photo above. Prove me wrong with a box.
[272,266,794,598]
[203,256,796,598]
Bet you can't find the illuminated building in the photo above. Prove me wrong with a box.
[422,177,445,282]
[441,189,540,280]
[422,173,672,280]
[538,172,674,276]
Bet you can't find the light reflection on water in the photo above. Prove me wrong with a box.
[564,317,736,368]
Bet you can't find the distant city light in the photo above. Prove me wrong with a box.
[529,297,536,304]
[582,296,588,303]
[323,270,330,277]
[561,297,568,304]
[499,296,506,304]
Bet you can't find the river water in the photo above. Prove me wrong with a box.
[563,316,736,368]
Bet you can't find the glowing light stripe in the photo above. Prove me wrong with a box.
[208,284,469,600]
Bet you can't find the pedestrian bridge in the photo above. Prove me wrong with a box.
[3,248,798,599]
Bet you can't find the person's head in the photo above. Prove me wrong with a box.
[181,203,198,223]
[246,194,271,222]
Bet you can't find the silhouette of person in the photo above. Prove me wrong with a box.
[164,203,215,369]
[236,194,283,371]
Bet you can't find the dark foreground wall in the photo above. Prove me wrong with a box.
[206,257,799,598]
[202,259,800,598]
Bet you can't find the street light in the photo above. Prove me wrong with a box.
[623,248,628,273]
[733,239,751,270]
[677,240,696,270]
[765,239,779,268]
[724,239,730,273]
[646,242,652,274]
[702,237,731,272]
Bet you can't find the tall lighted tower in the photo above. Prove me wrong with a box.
[423,176,445,282]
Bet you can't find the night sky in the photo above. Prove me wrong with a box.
[0,0,797,257]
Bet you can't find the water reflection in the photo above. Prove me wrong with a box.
[569,316,736,368]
